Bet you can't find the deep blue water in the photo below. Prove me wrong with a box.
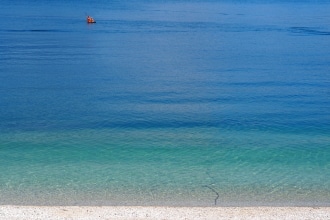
[0,0,329,206]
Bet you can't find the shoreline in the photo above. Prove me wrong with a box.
[1,206,329,220]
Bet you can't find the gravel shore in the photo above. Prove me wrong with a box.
[0,206,329,220]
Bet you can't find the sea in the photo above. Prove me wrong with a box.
[0,0,329,206]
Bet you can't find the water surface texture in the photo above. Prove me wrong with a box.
[0,0,329,206]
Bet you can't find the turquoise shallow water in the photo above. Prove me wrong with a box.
[0,0,330,206]
[0,128,329,206]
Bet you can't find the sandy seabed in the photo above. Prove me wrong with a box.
[0,206,329,220]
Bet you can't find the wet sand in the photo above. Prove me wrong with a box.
[1,206,329,220]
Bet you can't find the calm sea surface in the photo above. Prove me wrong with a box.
[0,0,329,206]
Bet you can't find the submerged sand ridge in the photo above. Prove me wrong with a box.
[0,206,329,220]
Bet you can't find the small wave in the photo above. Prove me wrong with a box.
[289,27,330,36]
[1,29,69,33]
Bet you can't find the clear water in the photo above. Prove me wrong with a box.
[0,0,329,206]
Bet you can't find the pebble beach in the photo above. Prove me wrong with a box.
[1,206,329,220]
